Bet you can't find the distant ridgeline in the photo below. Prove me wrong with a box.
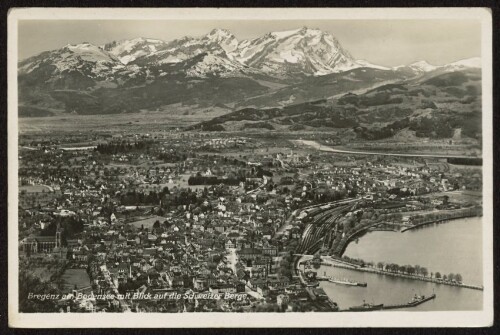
[447,157,482,165]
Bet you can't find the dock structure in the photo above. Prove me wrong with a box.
[339,294,437,312]
[382,294,436,310]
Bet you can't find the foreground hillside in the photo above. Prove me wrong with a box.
[192,69,482,143]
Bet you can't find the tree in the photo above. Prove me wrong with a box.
[19,270,59,312]
[207,262,217,271]
[448,273,455,282]
[377,262,384,270]
[435,272,441,279]
[278,266,292,279]
[420,267,428,277]
[455,273,463,283]
[153,220,160,230]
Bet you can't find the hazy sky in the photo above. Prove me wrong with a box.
[18,19,481,66]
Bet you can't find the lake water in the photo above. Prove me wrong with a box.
[319,217,483,311]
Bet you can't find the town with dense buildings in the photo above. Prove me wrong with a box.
[17,130,483,313]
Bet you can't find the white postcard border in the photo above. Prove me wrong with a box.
[7,7,494,328]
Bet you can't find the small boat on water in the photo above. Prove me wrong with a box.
[349,301,384,312]
[329,277,357,286]
[328,277,368,287]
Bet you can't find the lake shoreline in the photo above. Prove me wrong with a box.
[401,213,482,232]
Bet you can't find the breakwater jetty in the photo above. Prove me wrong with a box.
[339,293,436,312]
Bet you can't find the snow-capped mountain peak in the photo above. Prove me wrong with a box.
[205,28,234,41]
[27,28,391,79]
[393,57,481,75]
[20,41,121,73]
[407,60,438,72]
[18,41,138,90]
[103,37,168,64]
[445,57,481,69]
[61,42,117,62]
[268,27,303,39]
[203,28,239,53]
[230,26,360,76]
[20,28,482,84]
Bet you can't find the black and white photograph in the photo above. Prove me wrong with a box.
[7,7,493,328]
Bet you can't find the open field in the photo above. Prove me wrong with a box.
[449,164,483,172]
[19,106,231,135]
[19,185,53,193]
[61,269,91,292]
[127,215,169,229]
[174,174,214,190]
[427,190,483,204]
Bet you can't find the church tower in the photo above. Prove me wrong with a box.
[55,222,62,249]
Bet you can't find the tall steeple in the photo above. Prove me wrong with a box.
[55,222,62,248]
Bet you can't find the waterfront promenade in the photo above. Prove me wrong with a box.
[296,254,482,291]
[320,260,483,291]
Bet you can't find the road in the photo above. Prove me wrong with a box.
[294,140,482,160]
[245,285,264,300]
[101,265,131,312]
[246,181,265,195]
[227,248,238,274]
[274,209,298,237]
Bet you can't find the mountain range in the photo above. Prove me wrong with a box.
[18,27,481,118]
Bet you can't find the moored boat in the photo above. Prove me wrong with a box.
[328,277,367,287]
[328,277,357,286]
